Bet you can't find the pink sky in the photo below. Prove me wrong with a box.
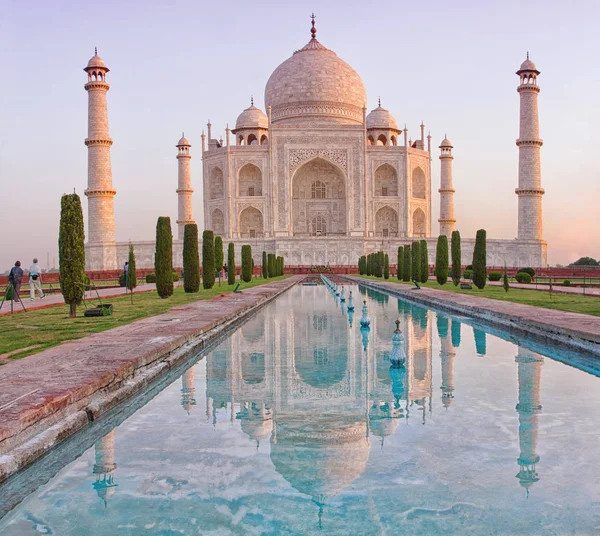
[1,0,598,270]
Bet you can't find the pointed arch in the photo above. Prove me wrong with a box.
[212,208,225,235]
[238,163,262,196]
[210,167,224,199]
[247,133,258,145]
[377,134,387,146]
[375,206,398,237]
[412,208,426,237]
[367,135,375,146]
[260,134,268,145]
[412,167,426,199]
[374,164,398,196]
[239,206,264,238]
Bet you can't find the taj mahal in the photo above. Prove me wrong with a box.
[83,16,547,270]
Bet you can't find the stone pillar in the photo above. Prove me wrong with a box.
[84,50,117,269]
[176,135,194,240]
[516,55,544,240]
[438,137,456,237]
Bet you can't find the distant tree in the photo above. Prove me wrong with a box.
[435,235,449,285]
[503,264,510,293]
[358,255,366,275]
[397,246,403,281]
[202,230,215,289]
[472,229,487,289]
[420,240,429,283]
[570,257,598,266]
[262,251,268,278]
[127,242,137,302]
[384,253,390,279]
[58,193,85,317]
[214,236,224,285]
[241,245,253,282]
[451,230,461,286]
[366,254,372,276]
[268,253,276,277]
[403,246,412,282]
[228,242,236,285]
[155,216,174,299]
[411,242,421,282]
[183,224,200,293]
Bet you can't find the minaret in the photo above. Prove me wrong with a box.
[516,54,544,241]
[84,49,117,269]
[438,136,456,237]
[176,134,194,240]
[92,431,118,506]
[515,347,543,494]
[180,367,196,413]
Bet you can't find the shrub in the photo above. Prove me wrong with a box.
[262,251,268,278]
[118,273,126,287]
[563,279,571,286]
[127,243,137,298]
[5,285,14,301]
[463,269,473,280]
[503,266,510,293]
[435,235,449,285]
[384,254,390,279]
[59,193,86,317]
[488,271,502,281]
[403,246,411,282]
[183,224,200,293]
[228,243,236,285]
[466,264,473,271]
[397,247,403,281]
[518,267,535,278]
[83,274,91,287]
[411,242,421,282]
[202,230,215,289]
[420,240,429,283]
[451,231,461,286]
[172,271,179,282]
[214,236,224,278]
[145,273,156,283]
[515,272,532,284]
[472,229,487,289]
[241,245,253,282]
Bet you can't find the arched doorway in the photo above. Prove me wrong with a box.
[238,164,262,196]
[212,208,225,236]
[374,164,398,197]
[375,206,399,237]
[239,206,264,238]
[412,208,426,237]
[412,167,426,199]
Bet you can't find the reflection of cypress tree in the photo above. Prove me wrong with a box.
[451,319,461,348]
[411,304,428,328]
[436,314,449,338]
[474,328,487,356]
[359,286,367,296]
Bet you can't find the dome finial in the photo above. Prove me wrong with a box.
[250,95,254,106]
[310,13,317,40]
[527,51,529,60]
[378,96,381,107]
[95,46,98,56]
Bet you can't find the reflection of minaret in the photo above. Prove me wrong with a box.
[515,347,543,494]
[180,367,196,413]
[437,315,455,408]
[92,431,118,507]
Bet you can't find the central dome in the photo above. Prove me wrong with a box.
[264,23,366,125]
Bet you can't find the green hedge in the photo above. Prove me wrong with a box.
[411,242,421,282]
[563,279,571,286]
[202,230,215,289]
[215,236,224,276]
[515,272,532,284]
[155,216,174,299]
[518,267,535,278]
[403,246,411,282]
[384,254,389,279]
[463,269,473,280]
[420,240,429,283]
[228,243,236,285]
[262,251,268,278]
[435,235,448,285]
[397,247,403,281]
[183,224,200,293]
[451,230,461,286]
[488,271,502,282]
[146,273,156,283]
[241,245,253,282]
[472,229,487,289]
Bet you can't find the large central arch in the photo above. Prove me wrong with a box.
[291,157,346,236]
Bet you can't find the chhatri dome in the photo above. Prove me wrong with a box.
[517,53,539,73]
[264,14,367,125]
[235,97,269,130]
[85,48,108,71]
[366,99,399,130]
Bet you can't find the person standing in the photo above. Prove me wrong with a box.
[8,261,24,301]
[123,261,129,290]
[28,258,45,300]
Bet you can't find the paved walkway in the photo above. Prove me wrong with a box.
[0,284,157,316]
[0,276,301,482]
[486,280,600,296]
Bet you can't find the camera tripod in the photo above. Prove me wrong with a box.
[0,282,28,314]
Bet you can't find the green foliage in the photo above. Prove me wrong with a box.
[488,271,502,282]
[466,264,473,271]
[5,285,14,301]
[214,236,224,275]
[58,193,85,317]
[451,230,461,286]
[359,255,366,275]
[241,245,253,282]
[202,230,215,289]
[172,271,179,282]
[118,273,126,287]
[503,266,510,293]
[127,243,137,293]
[472,229,487,289]
[268,253,276,277]
[420,240,429,283]
[515,272,532,284]
[463,269,473,280]
[366,254,372,276]
[435,235,449,285]
[145,273,156,283]
[384,254,390,279]
[228,243,236,285]
[183,224,200,293]
[154,217,174,299]
[278,256,285,276]
[262,251,268,278]
[411,242,421,282]
[518,267,535,278]
[397,247,403,281]
[403,246,412,282]
[570,257,598,266]
[563,279,571,286]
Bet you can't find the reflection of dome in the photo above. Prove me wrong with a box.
[241,418,273,443]
[366,105,398,130]
[235,102,268,130]
[264,23,366,125]
[271,418,369,501]
[294,346,347,388]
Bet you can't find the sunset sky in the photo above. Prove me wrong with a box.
[1,0,598,269]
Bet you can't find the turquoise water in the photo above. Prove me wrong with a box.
[1,283,600,535]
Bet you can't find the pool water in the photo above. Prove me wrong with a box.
[1,283,600,535]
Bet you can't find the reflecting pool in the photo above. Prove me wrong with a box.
[1,283,600,535]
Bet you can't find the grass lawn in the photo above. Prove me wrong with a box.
[0,276,288,361]
[355,275,600,317]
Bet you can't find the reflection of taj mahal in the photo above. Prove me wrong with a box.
[82,16,547,269]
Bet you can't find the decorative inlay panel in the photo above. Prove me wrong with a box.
[289,148,347,172]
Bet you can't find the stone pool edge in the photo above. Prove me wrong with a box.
[0,276,301,484]
[343,276,600,357]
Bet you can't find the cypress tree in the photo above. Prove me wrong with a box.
[411,242,421,282]
[435,235,449,285]
[384,254,390,279]
[228,242,236,285]
[202,230,215,289]
[127,242,138,302]
[451,230,462,286]
[420,240,429,283]
[241,245,253,282]
[472,229,487,289]
[366,254,371,276]
[268,253,276,277]
[379,251,385,278]
[403,246,411,282]
[397,246,403,281]
[262,251,268,278]
[155,216,174,298]
[183,224,200,293]
[503,264,510,293]
[214,236,224,284]
[58,193,85,317]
